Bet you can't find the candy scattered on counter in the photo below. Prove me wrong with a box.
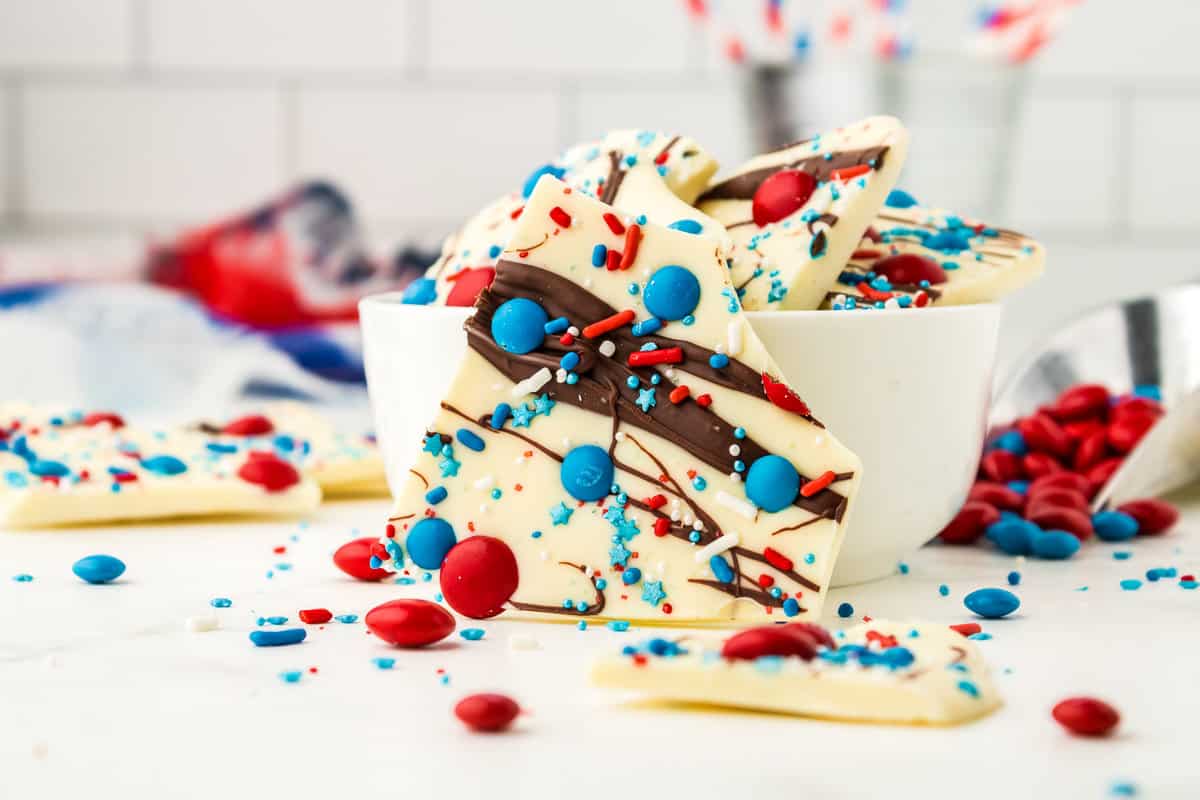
[454,693,521,733]
[298,608,333,624]
[1052,696,1120,737]
[963,587,1020,619]
[460,628,486,641]
[71,554,126,584]
[332,536,392,582]
[249,629,307,647]
[210,597,233,608]
[365,599,455,647]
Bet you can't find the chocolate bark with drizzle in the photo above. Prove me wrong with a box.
[697,146,890,204]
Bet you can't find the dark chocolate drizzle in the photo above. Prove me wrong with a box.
[697,146,890,204]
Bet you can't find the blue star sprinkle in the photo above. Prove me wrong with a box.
[549,501,574,525]
[510,405,535,428]
[609,541,632,567]
[636,388,657,412]
[438,457,461,478]
[641,580,666,607]
[422,435,443,455]
[532,393,556,416]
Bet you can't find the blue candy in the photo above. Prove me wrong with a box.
[560,445,614,502]
[140,455,188,476]
[71,554,125,584]
[884,189,919,208]
[621,567,642,585]
[455,428,485,452]
[985,519,1036,556]
[744,455,799,512]
[1031,530,1080,560]
[963,587,1020,619]
[424,486,448,505]
[401,277,438,305]
[709,555,735,583]
[28,459,70,477]
[249,628,306,647]
[521,164,565,198]
[406,517,457,569]
[989,430,1028,455]
[591,243,607,267]
[837,602,854,619]
[1093,510,1139,542]
[643,265,701,321]
[491,298,549,355]
[667,219,703,235]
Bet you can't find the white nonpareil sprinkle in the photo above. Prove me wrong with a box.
[614,431,626,441]
[568,326,580,336]
[716,490,756,519]
[478,504,488,513]
[729,444,741,456]
[727,319,744,356]
[185,615,220,633]
[511,367,553,397]
[599,340,616,357]
[555,368,568,383]
[473,474,495,490]
[692,532,740,564]
[508,634,541,651]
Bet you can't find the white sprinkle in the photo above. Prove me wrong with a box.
[185,615,220,633]
[511,367,552,397]
[513,455,526,465]
[670,509,681,522]
[555,368,568,383]
[479,504,489,513]
[562,438,571,449]
[716,490,756,519]
[682,514,694,527]
[727,319,744,356]
[539,551,549,561]
[693,532,740,564]
[508,634,541,651]
[599,340,616,357]
[473,474,495,490]
[656,561,667,576]
[614,431,626,442]
[729,472,741,482]
[729,444,741,456]
[714,343,726,355]
[584,278,593,289]
[664,368,676,380]
[692,519,704,531]
[568,326,580,336]
[884,297,901,310]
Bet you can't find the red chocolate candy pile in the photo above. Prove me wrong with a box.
[939,383,1179,556]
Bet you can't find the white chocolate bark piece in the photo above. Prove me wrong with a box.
[592,620,1001,726]
[823,200,1046,310]
[418,130,728,306]
[698,116,910,310]
[0,406,320,528]
[381,176,862,623]
[196,402,388,497]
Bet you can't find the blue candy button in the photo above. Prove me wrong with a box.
[491,298,549,354]
[401,277,438,305]
[744,455,800,513]
[963,587,1020,619]
[984,519,1036,556]
[643,265,701,321]
[1093,510,1139,542]
[72,554,126,584]
[884,189,919,208]
[560,445,614,502]
[521,164,566,199]
[141,455,188,476]
[405,517,457,569]
[1031,530,1080,560]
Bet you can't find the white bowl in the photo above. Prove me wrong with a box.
[360,293,1001,586]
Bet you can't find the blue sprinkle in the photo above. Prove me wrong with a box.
[591,243,607,267]
[12,574,33,582]
[1120,579,1142,591]
[898,562,909,575]
[621,567,642,585]
[71,554,126,584]
[490,403,512,429]
[939,584,950,597]
[264,616,288,625]
[1113,551,1133,561]
[1007,571,1021,586]
[424,486,448,505]
[460,628,486,641]
[708,353,729,369]
[544,317,569,335]
[560,351,581,371]
[210,597,232,608]
[782,598,800,617]
[968,632,993,641]
[279,670,303,684]
[607,620,630,632]
[372,657,396,670]
[709,555,735,583]
[140,455,188,476]
[577,621,588,630]
[964,588,1020,619]
[455,429,485,452]
[837,602,854,618]
[956,679,980,698]
[631,317,662,336]
[249,629,307,647]
[334,614,358,624]
[667,219,703,234]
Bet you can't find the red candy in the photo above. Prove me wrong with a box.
[1072,430,1110,472]
[333,536,392,582]
[454,693,521,733]
[1022,452,1063,479]
[980,450,1024,483]
[83,411,125,429]
[1084,457,1123,489]
[299,608,333,624]
[784,621,836,650]
[1048,384,1109,421]
[237,453,300,492]
[871,253,948,286]
[1052,697,1120,737]
[967,482,1024,512]
[1116,498,1179,535]
[444,267,495,307]
[1028,471,1093,499]
[937,501,1000,545]
[222,414,274,436]
[1063,418,1106,443]
[1111,396,1163,421]
[1017,413,1073,458]
[1106,412,1157,454]
[1025,487,1090,515]
[1027,506,1093,541]
[439,536,519,619]
[365,598,455,647]
[721,623,828,661]
[751,169,817,227]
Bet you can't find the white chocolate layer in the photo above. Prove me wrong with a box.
[699,116,909,310]
[592,620,1001,726]
[383,177,862,623]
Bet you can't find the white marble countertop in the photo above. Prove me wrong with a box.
[3,493,1198,800]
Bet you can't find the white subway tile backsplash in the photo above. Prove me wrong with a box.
[1003,92,1118,233]
[0,0,133,70]
[22,85,284,221]
[1129,97,1200,232]
[147,0,409,73]
[296,87,562,223]
[428,0,691,77]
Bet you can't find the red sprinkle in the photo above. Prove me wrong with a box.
[800,470,837,497]
[549,206,572,228]
[646,494,667,510]
[619,225,642,270]
[758,574,775,588]
[763,547,794,572]
[831,164,871,181]
[653,518,671,537]
[509,205,523,220]
[949,622,981,637]
[605,249,622,271]
[628,347,684,367]
[222,414,274,436]
[583,309,635,339]
[1052,697,1120,737]
[602,212,625,235]
[668,386,690,404]
[559,332,575,345]
[653,150,669,166]
[454,693,521,733]
[299,608,333,624]
[695,394,712,408]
